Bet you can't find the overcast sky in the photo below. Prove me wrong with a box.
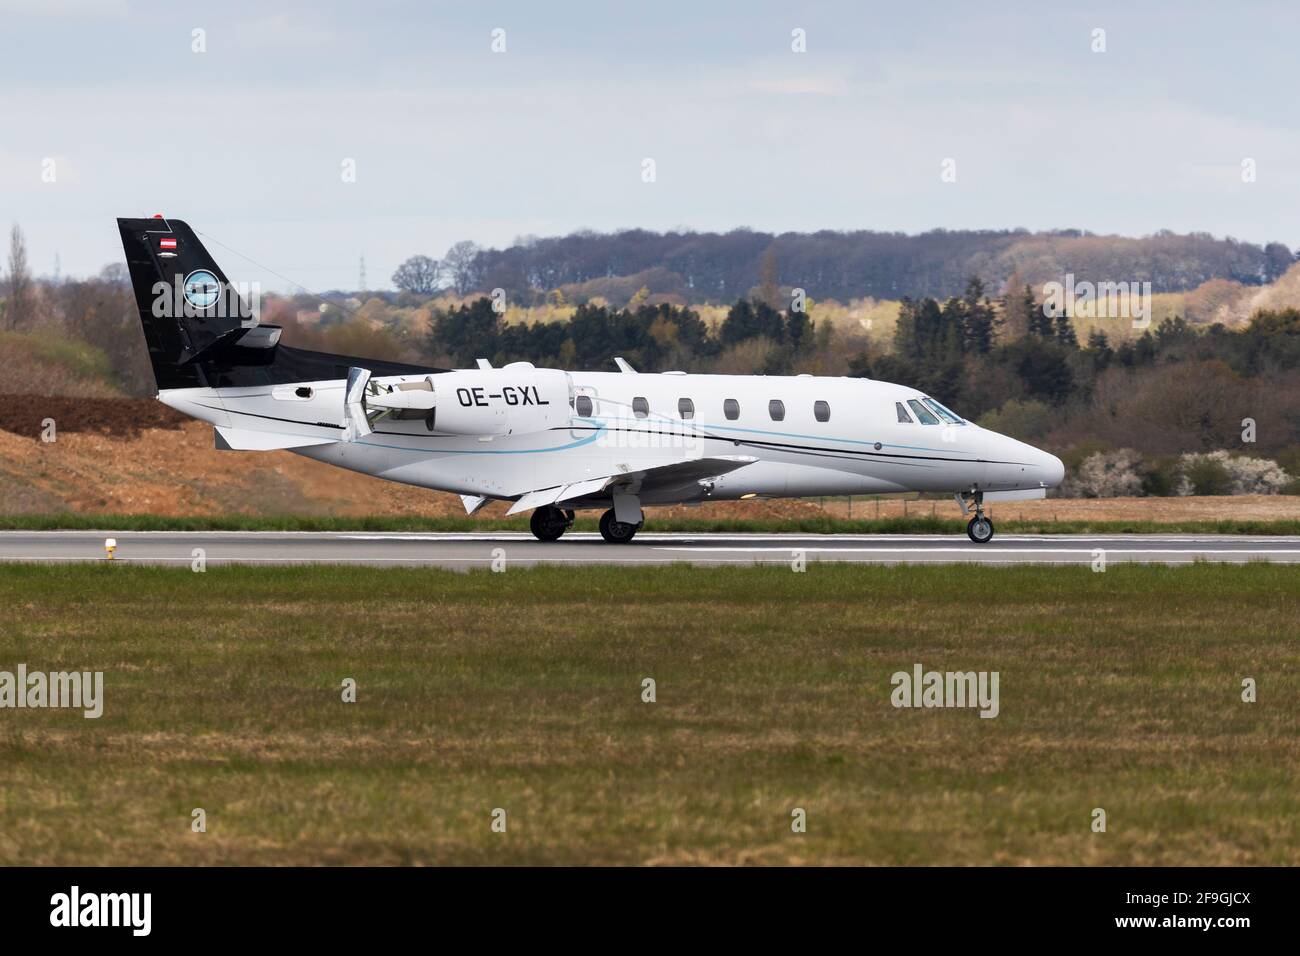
[2,0,1297,291]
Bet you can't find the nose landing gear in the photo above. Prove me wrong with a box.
[966,513,994,543]
[955,491,995,544]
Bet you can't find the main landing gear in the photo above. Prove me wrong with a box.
[528,504,643,543]
[956,491,995,544]
[599,508,641,544]
[529,505,573,542]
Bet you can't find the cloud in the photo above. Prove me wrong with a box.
[233,12,340,51]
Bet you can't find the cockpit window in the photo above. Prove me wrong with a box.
[906,399,940,425]
[895,402,914,424]
[922,397,964,425]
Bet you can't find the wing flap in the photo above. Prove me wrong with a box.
[504,456,757,514]
[214,426,335,451]
[505,475,613,515]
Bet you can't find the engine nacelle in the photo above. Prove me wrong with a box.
[426,365,572,436]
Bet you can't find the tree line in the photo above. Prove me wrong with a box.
[394,227,1298,307]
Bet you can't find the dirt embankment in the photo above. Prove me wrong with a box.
[0,394,188,439]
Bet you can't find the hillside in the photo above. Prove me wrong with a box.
[459,227,1296,308]
[0,329,123,398]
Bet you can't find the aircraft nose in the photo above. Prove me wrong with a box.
[1040,451,1065,487]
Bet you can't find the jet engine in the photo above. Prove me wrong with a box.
[345,363,573,439]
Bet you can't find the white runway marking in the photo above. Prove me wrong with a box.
[2,531,1297,566]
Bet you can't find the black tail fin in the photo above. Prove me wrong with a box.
[117,216,442,391]
[117,216,264,390]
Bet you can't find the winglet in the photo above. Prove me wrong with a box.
[613,357,637,374]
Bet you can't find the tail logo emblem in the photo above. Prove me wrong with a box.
[183,270,221,310]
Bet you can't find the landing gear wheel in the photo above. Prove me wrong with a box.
[530,505,570,542]
[967,514,995,544]
[599,508,639,544]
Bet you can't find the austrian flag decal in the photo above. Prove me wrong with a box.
[159,237,177,256]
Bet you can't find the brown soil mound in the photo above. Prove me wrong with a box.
[0,394,187,439]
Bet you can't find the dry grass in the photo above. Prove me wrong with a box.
[0,563,1296,866]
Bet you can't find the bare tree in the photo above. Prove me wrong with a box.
[442,240,480,295]
[757,245,780,308]
[99,262,130,287]
[391,255,441,295]
[5,223,33,330]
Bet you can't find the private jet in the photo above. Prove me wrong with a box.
[118,217,1064,543]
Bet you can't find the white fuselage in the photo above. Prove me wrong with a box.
[159,365,1064,507]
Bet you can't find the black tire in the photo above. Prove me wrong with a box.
[530,505,569,542]
[599,508,639,544]
[966,514,994,544]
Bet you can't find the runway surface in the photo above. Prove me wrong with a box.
[1,530,1299,567]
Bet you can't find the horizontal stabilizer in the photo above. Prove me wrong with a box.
[214,427,335,451]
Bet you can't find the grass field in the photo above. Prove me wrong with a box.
[3,511,1300,535]
[0,563,1297,865]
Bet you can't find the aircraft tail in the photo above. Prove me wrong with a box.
[116,215,443,392]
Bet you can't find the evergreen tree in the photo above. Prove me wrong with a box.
[784,308,812,353]
[719,299,756,345]
[1026,285,1055,338]
[1054,313,1078,348]
[960,276,998,353]
[751,300,786,341]
[428,297,502,366]
[1085,329,1112,371]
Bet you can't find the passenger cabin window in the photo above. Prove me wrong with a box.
[907,399,940,425]
[575,395,593,417]
[632,396,649,419]
[678,397,694,419]
[896,402,914,424]
[723,398,740,420]
[768,399,786,421]
[813,400,830,422]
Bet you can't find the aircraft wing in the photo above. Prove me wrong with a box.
[504,455,757,515]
